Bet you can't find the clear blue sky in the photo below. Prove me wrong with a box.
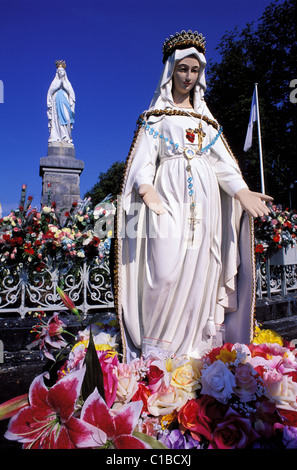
[0,0,280,216]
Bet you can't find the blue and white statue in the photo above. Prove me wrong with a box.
[47,60,75,144]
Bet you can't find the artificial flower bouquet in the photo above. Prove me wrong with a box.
[0,185,113,274]
[1,306,297,450]
[254,203,297,260]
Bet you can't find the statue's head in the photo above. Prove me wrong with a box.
[55,60,66,78]
[57,67,66,78]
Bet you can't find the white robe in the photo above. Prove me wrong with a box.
[115,110,256,362]
[47,70,75,144]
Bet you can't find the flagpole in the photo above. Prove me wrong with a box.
[254,83,265,194]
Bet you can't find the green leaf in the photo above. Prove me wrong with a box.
[81,327,106,402]
[132,431,168,449]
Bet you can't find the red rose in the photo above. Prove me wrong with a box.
[132,383,151,413]
[255,244,264,253]
[210,408,259,449]
[91,236,100,247]
[178,396,228,442]
[278,408,297,428]
[147,365,164,393]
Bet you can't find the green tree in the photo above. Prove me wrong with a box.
[84,161,125,207]
[205,0,297,206]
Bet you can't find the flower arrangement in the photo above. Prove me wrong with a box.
[2,302,297,449]
[0,185,114,274]
[254,203,297,260]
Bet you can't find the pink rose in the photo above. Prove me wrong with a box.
[210,409,259,449]
[137,415,160,438]
[234,363,259,402]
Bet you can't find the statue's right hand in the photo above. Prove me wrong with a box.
[138,184,166,215]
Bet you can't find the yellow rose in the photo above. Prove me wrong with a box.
[170,360,201,393]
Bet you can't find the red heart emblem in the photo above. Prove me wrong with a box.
[186,130,195,143]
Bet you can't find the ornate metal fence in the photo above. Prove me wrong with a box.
[1,253,297,318]
[257,261,297,299]
[0,258,114,318]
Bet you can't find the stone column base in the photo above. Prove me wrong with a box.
[40,143,84,213]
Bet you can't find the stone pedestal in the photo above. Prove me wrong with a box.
[40,142,84,212]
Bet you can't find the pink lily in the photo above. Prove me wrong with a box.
[4,368,95,449]
[98,351,119,408]
[28,312,68,361]
[81,388,150,449]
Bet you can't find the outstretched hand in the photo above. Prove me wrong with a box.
[138,184,166,215]
[235,188,273,218]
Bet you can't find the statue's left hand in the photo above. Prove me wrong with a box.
[235,188,273,217]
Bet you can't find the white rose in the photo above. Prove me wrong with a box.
[147,384,190,416]
[263,370,297,411]
[115,363,139,404]
[200,360,236,403]
[42,206,52,214]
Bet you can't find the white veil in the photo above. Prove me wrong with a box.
[149,47,207,113]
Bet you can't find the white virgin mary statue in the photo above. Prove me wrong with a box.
[47,60,75,144]
[114,31,272,362]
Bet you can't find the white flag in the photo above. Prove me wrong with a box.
[244,89,257,152]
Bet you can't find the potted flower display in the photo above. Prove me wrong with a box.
[254,204,297,265]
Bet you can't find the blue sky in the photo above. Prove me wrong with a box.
[0,0,280,215]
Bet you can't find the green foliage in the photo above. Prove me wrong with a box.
[84,161,125,207]
[205,0,296,205]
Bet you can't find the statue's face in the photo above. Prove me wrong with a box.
[57,67,65,78]
[172,56,199,96]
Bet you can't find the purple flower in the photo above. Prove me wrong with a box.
[158,429,200,449]
[283,426,297,449]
